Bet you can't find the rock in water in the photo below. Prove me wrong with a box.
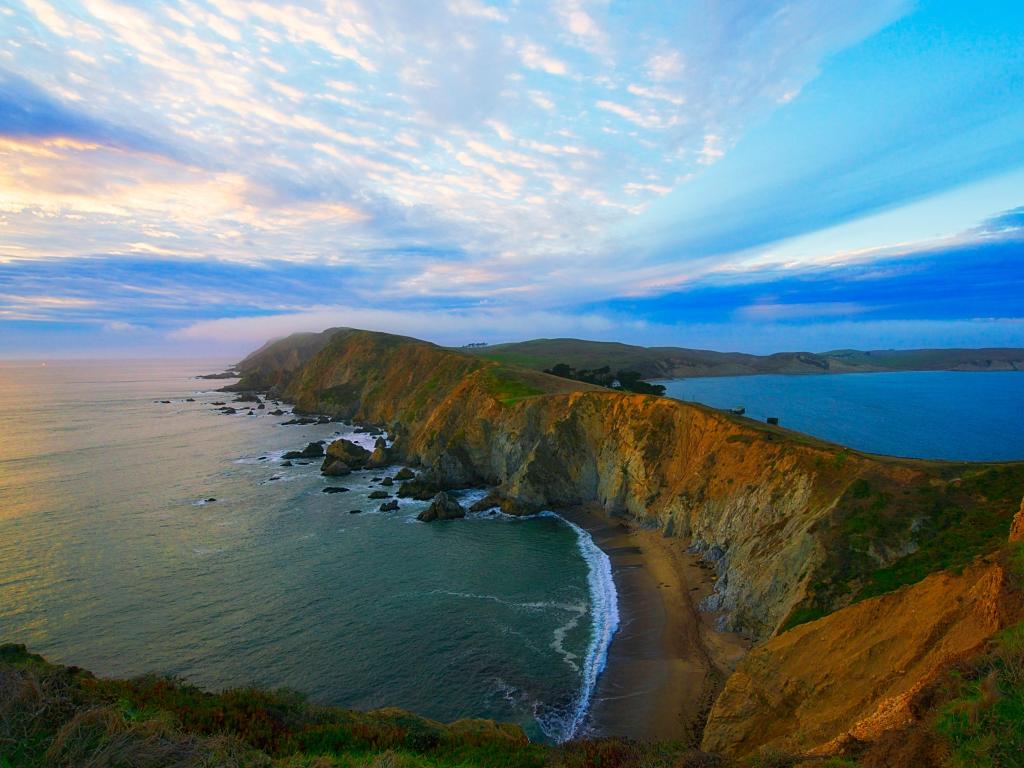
[322,487,350,494]
[379,500,400,512]
[366,437,390,469]
[394,467,415,481]
[1011,497,1024,543]
[282,442,325,460]
[417,492,465,522]
[397,475,443,500]
[368,490,391,499]
[321,438,371,475]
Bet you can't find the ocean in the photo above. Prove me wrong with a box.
[0,359,615,743]
[662,370,1024,461]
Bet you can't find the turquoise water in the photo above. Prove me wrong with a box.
[0,360,614,742]
[663,371,1024,461]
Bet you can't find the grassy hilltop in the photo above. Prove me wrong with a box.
[460,338,1024,379]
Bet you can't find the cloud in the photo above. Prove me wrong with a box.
[519,42,568,75]
[735,301,869,321]
[626,83,684,106]
[22,0,72,37]
[7,0,1021,357]
[979,206,1024,234]
[596,99,675,130]
[448,0,507,23]
[555,0,608,55]
[172,304,636,346]
[0,70,184,160]
[645,50,682,81]
[696,134,724,165]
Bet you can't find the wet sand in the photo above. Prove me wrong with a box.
[562,507,750,744]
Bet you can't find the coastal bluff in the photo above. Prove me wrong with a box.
[231,327,1024,758]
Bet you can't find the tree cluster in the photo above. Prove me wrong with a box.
[543,363,666,395]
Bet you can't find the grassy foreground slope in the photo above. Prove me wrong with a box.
[0,643,730,768]
[462,338,1024,379]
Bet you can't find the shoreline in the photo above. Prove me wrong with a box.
[560,507,750,745]
[228,386,747,743]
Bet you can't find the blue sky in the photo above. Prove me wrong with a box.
[0,0,1021,357]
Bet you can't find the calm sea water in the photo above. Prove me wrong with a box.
[0,360,615,742]
[663,371,1024,461]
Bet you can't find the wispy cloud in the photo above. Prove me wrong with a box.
[2,0,1022,356]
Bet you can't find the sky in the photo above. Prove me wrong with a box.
[0,0,1022,358]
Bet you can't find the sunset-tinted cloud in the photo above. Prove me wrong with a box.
[0,0,1021,355]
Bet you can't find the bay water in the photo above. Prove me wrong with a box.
[663,370,1024,461]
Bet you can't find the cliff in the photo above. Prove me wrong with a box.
[230,327,349,392]
[701,556,1023,758]
[275,329,1024,639]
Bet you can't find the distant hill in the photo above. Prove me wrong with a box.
[462,338,1024,379]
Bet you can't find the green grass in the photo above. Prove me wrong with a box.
[933,620,1024,768]
[479,368,545,405]
[780,464,1024,630]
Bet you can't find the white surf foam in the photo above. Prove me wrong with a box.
[540,512,620,743]
[463,508,620,742]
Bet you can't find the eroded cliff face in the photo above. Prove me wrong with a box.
[701,558,1023,759]
[274,330,1024,639]
[1010,497,1024,543]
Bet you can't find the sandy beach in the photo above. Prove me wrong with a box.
[562,507,750,745]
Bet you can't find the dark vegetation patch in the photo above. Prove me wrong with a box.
[543,363,666,396]
[0,644,742,768]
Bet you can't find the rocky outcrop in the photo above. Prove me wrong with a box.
[321,439,371,476]
[282,442,324,460]
[701,559,1022,758]
[417,492,465,522]
[397,474,446,501]
[1010,497,1024,543]
[366,437,390,469]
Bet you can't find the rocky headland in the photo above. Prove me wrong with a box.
[220,326,1024,762]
